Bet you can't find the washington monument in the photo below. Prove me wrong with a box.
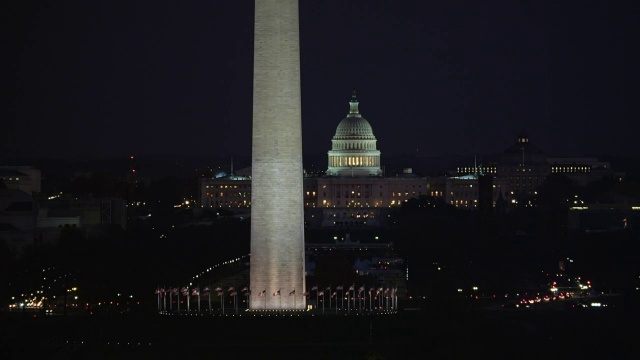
[249,0,306,309]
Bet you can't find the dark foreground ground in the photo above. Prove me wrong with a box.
[1,300,638,360]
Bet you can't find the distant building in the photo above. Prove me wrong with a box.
[42,195,127,229]
[0,188,129,256]
[443,172,507,210]
[0,189,38,255]
[199,99,616,221]
[455,130,613,206]
[0,166,42,195]
[199,172,251,209]
[199,94,427,228]
[548,157,611,187]
[568,203,640,233]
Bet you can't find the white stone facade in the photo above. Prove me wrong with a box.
[249,0,306,310]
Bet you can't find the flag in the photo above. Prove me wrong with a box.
[215,287,223,292]
[289,289,295,296]
[311,286,318,291]
[358,286,365,293]
[181,287,189,296]
[228,287,235,292]
[202,287,210,292]
[348,285,354,291]
[325,286,331,291]
[377,287,383,292]
[154,288,160,295]
[318,291,324,297]
[368,288,374,294]
[241,287,249,292]
[172,288,178,295]
[273,290,280,296]
[230,291,237,296]
[258,290,266,297]
[332,292,337,298]
[336,285,343,290]
[244,292,251,297]
[303,291,309,297]
[192,288,199,296]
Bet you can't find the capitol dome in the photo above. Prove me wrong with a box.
[334,116,376,139]
[326,92,382,177]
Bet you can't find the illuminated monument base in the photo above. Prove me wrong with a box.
[249,0,306,310]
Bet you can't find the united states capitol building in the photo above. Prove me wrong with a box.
[199,93,613,228]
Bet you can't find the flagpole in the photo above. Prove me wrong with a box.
[169,288,172,312]
[197,285,201,314]
[187,287,190,314]
[391,288,394,310]
[208,284,212,314]
[352,285,355,313]
[177,286,180,314]
[394,287,397,311]
[385,289,388,310]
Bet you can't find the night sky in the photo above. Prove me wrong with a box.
[6,0,639,163]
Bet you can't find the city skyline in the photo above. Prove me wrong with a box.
[7,0,638,162]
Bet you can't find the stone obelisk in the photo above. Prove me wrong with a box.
[250,0,305,310]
